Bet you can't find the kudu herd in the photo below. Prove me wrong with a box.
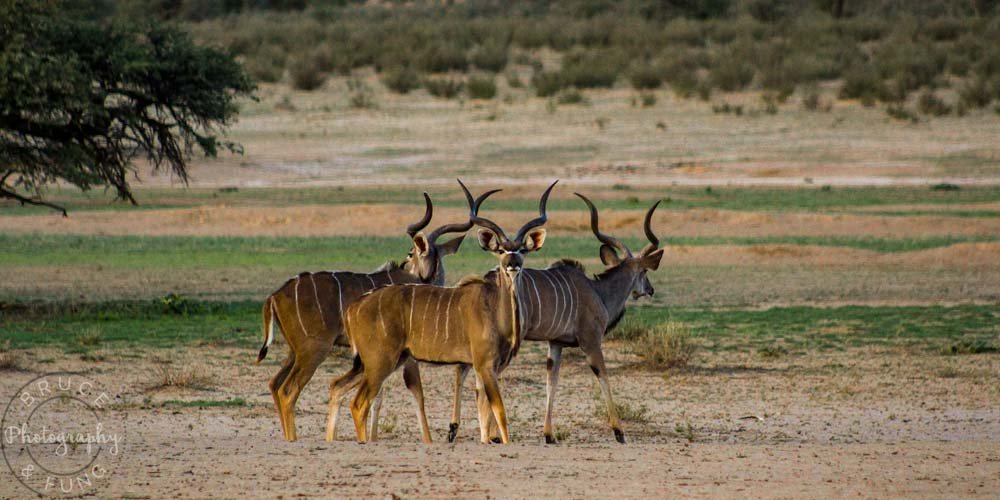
[259,179,664,445]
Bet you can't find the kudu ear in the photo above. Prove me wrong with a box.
[478,229,501,253]
[413,232,431,256]
[639,248,664,271]
[437,235,464,256]
[599,244,622,266]
[523,228,546,252]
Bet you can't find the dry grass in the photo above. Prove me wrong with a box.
[628,321,697,369]
[0,340,25,371]
[76,327,103,346]
[151,363,216,391]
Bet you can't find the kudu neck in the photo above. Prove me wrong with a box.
[400,259,446,285]
[593,264,636,321]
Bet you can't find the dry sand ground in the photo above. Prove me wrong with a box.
[2,344,998,498]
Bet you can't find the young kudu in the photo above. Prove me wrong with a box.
[448,194,664,444]
[258,181,494,442]
[325,181,557,444]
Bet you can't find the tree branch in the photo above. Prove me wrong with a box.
[0,184,68,217]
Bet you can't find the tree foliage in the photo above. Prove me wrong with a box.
[0,1,255,214]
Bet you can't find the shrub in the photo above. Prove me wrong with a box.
[423,76,464,99]
[347,76,376,109]
[532,70,564,97]
[0,340,24,371]
[470,42,508,73]
[942,339,997,355]
[760,91,779,114]
[244,45,286,83]
[663,17,704,46]
[712,102,743,115]
[380,67,421,94]
[885,104,919,123]
[629,321,697,369]
[557,88,587,105]
[709,52,755,91]
[801,84,829,112]
[917,89,952,116]
[467,75,497,99]
[639,92,657,107]
[924,17,966,42]
[839,64,886,102]
[560,49,625,89]
[958,77,994,109]
[506,71,523,88]
[628,63,663,90]
[416,42,468,73]
[289,57,326,91]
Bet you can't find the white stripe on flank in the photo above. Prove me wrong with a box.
[386,270,394,285]
[367,275,377,290]
[310,274,327,330]
[525,272,542,331]
[420,290,432,341]
[434,293,443,341]
[408,287,415,334]
[539,271,560,335]
[295,276,309,337]
[551,271,566,334]
[556,273,574,334]
[331,273,344,320]
[444,292,454,341]
[377,290,386,336]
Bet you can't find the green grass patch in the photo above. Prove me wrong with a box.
[160,398,247,408]
[626,304,1000,353]
[0,234,993,280]
[2,301,997,355]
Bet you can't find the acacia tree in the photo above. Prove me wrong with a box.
[0,1,255,215]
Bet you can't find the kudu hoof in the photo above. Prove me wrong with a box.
[490,437,503,444]
[447,423,459,443]
[544,434,557,445]
[613,428,626,444]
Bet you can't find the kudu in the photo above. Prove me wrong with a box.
[448,194,664,444]
[325,181,557,444]
[258,181,494,442]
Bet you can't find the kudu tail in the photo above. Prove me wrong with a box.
[258,296,277,363]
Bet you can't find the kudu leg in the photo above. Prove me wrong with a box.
[369,390,383,441]
[402,360,433,443]
[542,343,563,444]
[268,353,295,441]
[473,376,493,444]
[350,375,388,443]
[276,350,327,442]
[473,382,502,443]
[585,348,625,444]
[448,365,471,443]
[325,357,364,442]
[475,366,510,444]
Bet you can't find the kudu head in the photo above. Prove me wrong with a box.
[473,181,558,282]
[575,193,663,299]
[404,180,501,285]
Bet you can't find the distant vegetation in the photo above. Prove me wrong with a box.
[94,0,1000,119]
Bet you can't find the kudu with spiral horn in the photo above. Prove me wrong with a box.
[259,180,493,442]
[447,193,664,444]
[325,181,557,444]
